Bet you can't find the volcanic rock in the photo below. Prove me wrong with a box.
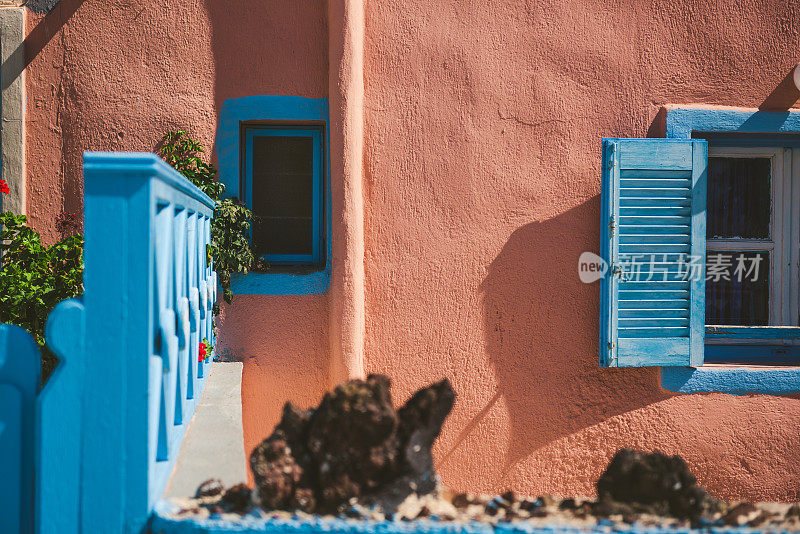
[249,374,455,515]
[220,483,253,514]
[595,448,712,521]
[195,478,224,498]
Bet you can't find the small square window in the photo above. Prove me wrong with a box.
[243,126,324,266]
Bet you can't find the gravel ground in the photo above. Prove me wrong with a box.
[163,488,800,532]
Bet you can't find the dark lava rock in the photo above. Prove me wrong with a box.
[195,478,225,498]
[250,374,455,515]
[558,498,577,511]
[595,448,712,521]
[452,492,480,509]
[722,502,764,526]
[220,483,253,514]
[249,405,309,511]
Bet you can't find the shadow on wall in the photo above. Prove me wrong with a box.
[759,67,800,111]
[17,0,88,231]
[479,197,671,470]
[215,295,329,485]
[203,0,330,483]
[204,0,328,159]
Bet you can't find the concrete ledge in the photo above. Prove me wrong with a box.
[0,7,25,214]
[164,362,247,498]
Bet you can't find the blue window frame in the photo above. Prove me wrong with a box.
[215,95,331,296]
[243,126,324,266]
[599,107,800,394]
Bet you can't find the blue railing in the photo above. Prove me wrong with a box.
[0,152,217,534]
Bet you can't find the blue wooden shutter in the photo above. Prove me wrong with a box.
[600,139,707,367]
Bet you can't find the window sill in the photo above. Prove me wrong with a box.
[706,325,800,340]
[230,269,330,296]
[661,365,800,395]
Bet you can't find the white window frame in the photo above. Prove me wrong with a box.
[706,146,800,345]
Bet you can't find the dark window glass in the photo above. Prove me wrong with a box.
[707,157,771,239]
[705,251,769,325]
[250,135,314,257]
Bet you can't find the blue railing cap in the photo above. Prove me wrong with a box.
[83,152,216,210]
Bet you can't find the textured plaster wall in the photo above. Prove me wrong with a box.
[362,0,800,502]
[215,295,329,468]
[20,0,800,503]
[23,0,331,481]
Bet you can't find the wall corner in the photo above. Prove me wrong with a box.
[327,0,366,386]
[0,7,25,215]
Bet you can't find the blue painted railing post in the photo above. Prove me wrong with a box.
[75,153,216,533]
[37,299,85,534]
[0,152,215,534]
[79,157,154,533]
[0,325,39,534]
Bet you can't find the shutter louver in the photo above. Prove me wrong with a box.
[600,139,707,367]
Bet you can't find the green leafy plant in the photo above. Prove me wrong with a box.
[158,130,257,304]
[210,198,255,303]
[158,130,225,202]
[0,211,84,378]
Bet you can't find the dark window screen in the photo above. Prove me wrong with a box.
[707,157,771,239]
[251,135,314,257]
[705,251,769,325]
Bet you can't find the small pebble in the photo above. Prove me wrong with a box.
[195,478,225,498]
[723,502,762,526]
[558,498,577,510]
[485,494,512,516]
[537,494,557,508]
[220,483,253,513]
[519,498,542,512]
[452,492,478,509]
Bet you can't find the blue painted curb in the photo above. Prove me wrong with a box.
[150,502,791,534]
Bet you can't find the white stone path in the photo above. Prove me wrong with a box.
[164,362,248,498]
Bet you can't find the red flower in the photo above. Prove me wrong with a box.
[0,179,9,195]
[198,341,207,362]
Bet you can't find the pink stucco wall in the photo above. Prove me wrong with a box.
[23,0,332,486]
[361,1,800,502]
[22,0,800,501]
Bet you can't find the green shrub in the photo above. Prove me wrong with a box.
[0,211,84,379]
[158,130,257,304]
[210,198,255,303]
[158,130,225,202]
